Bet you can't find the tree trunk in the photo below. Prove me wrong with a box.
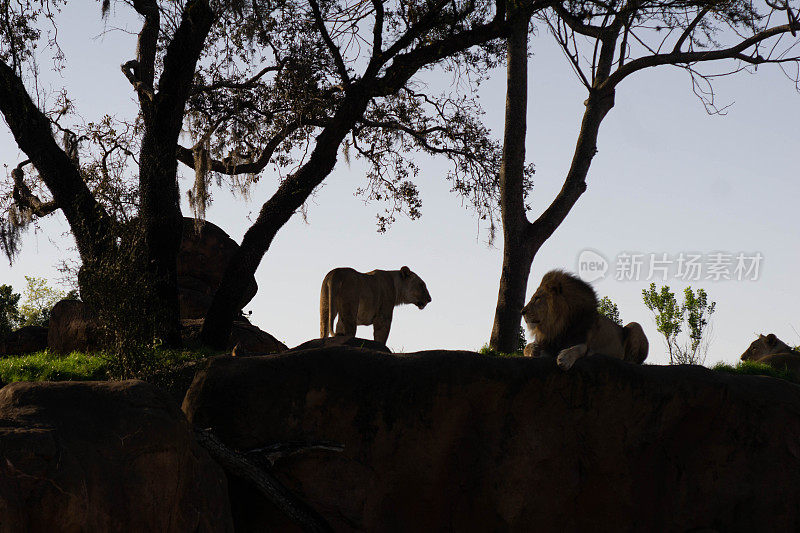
[489,13,535,353]
[136,0,214,348]
[136,133,184,348]
[489,33,618,352]
[200,90,371,348]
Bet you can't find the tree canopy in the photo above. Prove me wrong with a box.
[1,0,546,351]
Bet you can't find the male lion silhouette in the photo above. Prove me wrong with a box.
[521,269,648,370]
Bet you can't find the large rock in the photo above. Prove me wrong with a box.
[291,335,391,353]
[48,299,99,354]
[0,325,48,356]
[182,319,287,354]
[178,218,258,319]
[183,349,800,532]
[0,380,232,532]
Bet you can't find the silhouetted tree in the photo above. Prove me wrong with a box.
[194,0,552,347]
[1,0,546,351]
[489,0,800,352]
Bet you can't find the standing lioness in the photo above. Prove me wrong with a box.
[320,266,432,344]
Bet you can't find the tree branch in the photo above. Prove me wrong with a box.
[0,59,114,260]
[127,0,160,108]
[176,120,305,175]
[194,428,333,533]
[121,60,155,102]
[529,87,615,246]
[191,62,286,94]
[672,6,712,54]
[374,10,511,95]
[380,0,456,61]
[11,161,59,217]
[604,22,800,89]
[366,0,385,75]
[309,0,351,86]
[552,3,605,38]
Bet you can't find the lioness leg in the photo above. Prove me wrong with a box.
[373,317,391,345]
[556,344,588,371]
[334,298,358,337]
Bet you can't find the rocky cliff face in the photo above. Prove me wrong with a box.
[0,380,233,532]
[183,348,800,532]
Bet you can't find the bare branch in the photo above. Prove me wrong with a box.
[673,6,712,53]
[604,22,800,89]
[309,0,351,86]
[552,3,605,38]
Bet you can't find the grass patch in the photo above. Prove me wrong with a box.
[712,360,798,384]
[0,351,108,383]
[0,346,224,384]
[478,345,524,358]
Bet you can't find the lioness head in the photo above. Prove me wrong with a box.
[521,270,597,340]
[740,333,795,361]
[399,266,432,309]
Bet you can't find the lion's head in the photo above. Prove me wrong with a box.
[740,333,796,361]
[398,266,432,309]
[521,269,597,342]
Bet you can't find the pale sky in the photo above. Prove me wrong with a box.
[1,6,798,365]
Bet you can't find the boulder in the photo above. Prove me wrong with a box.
[291,335,391,353]
[182,319,287,354]
[178,218,257,319]
[0,325,48,356]
[183,349,800,532]
[47,299,99,354]
[0,380,232,532]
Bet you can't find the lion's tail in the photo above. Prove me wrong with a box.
[319,272,336,338]
[623,322,649,364]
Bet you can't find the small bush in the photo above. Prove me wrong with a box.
[712,360,797,384]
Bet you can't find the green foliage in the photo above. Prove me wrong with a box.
[712,360,797,385]
[18,276,70,327]
[597,296,622,325]
[104,343,218,380]
[642,283,716,365]
[683,288,716,355]
[0,284,21,339]
[642,284,682,351]
[517,325,527,353]
[479,344,523,358]
[481,326,527,357]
